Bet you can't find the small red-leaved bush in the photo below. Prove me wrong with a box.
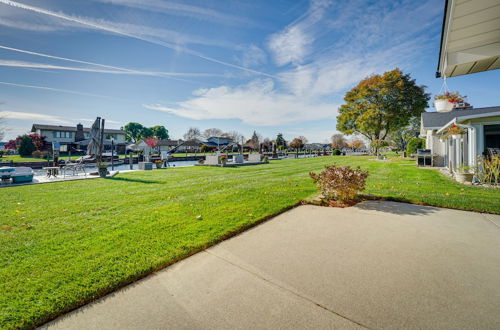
[310,165,369,203]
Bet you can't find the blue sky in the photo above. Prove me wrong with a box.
[1,0,499,142]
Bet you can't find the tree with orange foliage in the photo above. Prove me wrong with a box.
[336,68,429,154]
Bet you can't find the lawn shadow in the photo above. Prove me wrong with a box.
[356,197,438,216]
[106,177,161,184]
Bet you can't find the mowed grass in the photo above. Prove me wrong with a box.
[0,155,47,163]
[1,156,499,329]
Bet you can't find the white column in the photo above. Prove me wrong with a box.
[477,124,484,158]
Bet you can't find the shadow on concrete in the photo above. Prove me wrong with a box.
[356,200,438,216]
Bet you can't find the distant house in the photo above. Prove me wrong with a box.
[305,143,331,151]
[31,123,128,153]
[421,106,500,169]
[204,136,233,148]
[135,139,202,153]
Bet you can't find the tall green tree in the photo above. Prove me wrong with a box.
[389,116,420,156]
[275,133,286,149]
[140,127,154,139]
[248,131,260,150]
[18,135,36,156]
[150,125,169,140]
[336,68,429,154]
[122,122,144,143]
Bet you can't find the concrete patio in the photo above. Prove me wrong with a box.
[42,201,500,329]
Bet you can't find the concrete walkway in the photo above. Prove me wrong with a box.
[42,201,500,329]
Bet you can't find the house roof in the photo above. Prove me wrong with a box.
[76,138,127,146]
[32,124,125,134]
[157,140,180,146]
[422,106,500,129]
[436,0,500,78]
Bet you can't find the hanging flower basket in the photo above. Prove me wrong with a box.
[446,124,467,136]
[434,99,454,112]
[434,92,467,112]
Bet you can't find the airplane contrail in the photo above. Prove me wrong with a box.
[0,59,226,78]
[0,81,130,102]
[0,0,275,78]
[0,45,227,78]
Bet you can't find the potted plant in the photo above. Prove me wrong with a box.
[97,162,108,178]
[455,165,474,183]
[434,92,466,112]
[219,155,227,166]
[154,159,163,169]
[445,124,467,136]
[263,155,269,163]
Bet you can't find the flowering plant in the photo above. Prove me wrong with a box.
[144,137,159,148]
[445,124,466,135]
[434,92,466,105]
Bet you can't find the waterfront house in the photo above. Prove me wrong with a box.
[135,139,202,153]
[31,123,128,153]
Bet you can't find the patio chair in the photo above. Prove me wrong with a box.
[62,158,86,177]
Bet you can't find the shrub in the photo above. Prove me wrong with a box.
[18,136,36,156]
[476,156,500,186]
[332,149,341,155]
[32,150,42,158]
[406,138,425,156]
[310,165,369,202]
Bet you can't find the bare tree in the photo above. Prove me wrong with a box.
[224,130,245,144]
[183,127,202,141]
[203,128,223,139]
[261,138,272,151]
[348,137,366,151]
[331,133,347,150]
[289,137,304,150]
[298,135,308,145]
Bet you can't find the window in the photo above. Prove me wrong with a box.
[484,124,500,154]
[52,131,74,138]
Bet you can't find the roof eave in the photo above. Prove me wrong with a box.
[436,0,452,78]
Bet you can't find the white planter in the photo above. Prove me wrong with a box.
[138,162,153,170]
[434,99,454,112]
[454,172,473,183]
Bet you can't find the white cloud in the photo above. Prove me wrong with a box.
[0,110,72,124]
[239,44,267,68]
[268,26,310,67]
[144,79,338,126]
[267,0,331,66]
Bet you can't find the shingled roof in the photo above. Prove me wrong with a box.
[32,124,125,134]
[421,106,500,129]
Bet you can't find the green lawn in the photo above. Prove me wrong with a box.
[0,155,48,163]
[1,156,499,329]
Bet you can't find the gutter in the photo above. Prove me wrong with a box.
[437,118,457,134]
[436,0,451,78]
[437,118,475,134]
